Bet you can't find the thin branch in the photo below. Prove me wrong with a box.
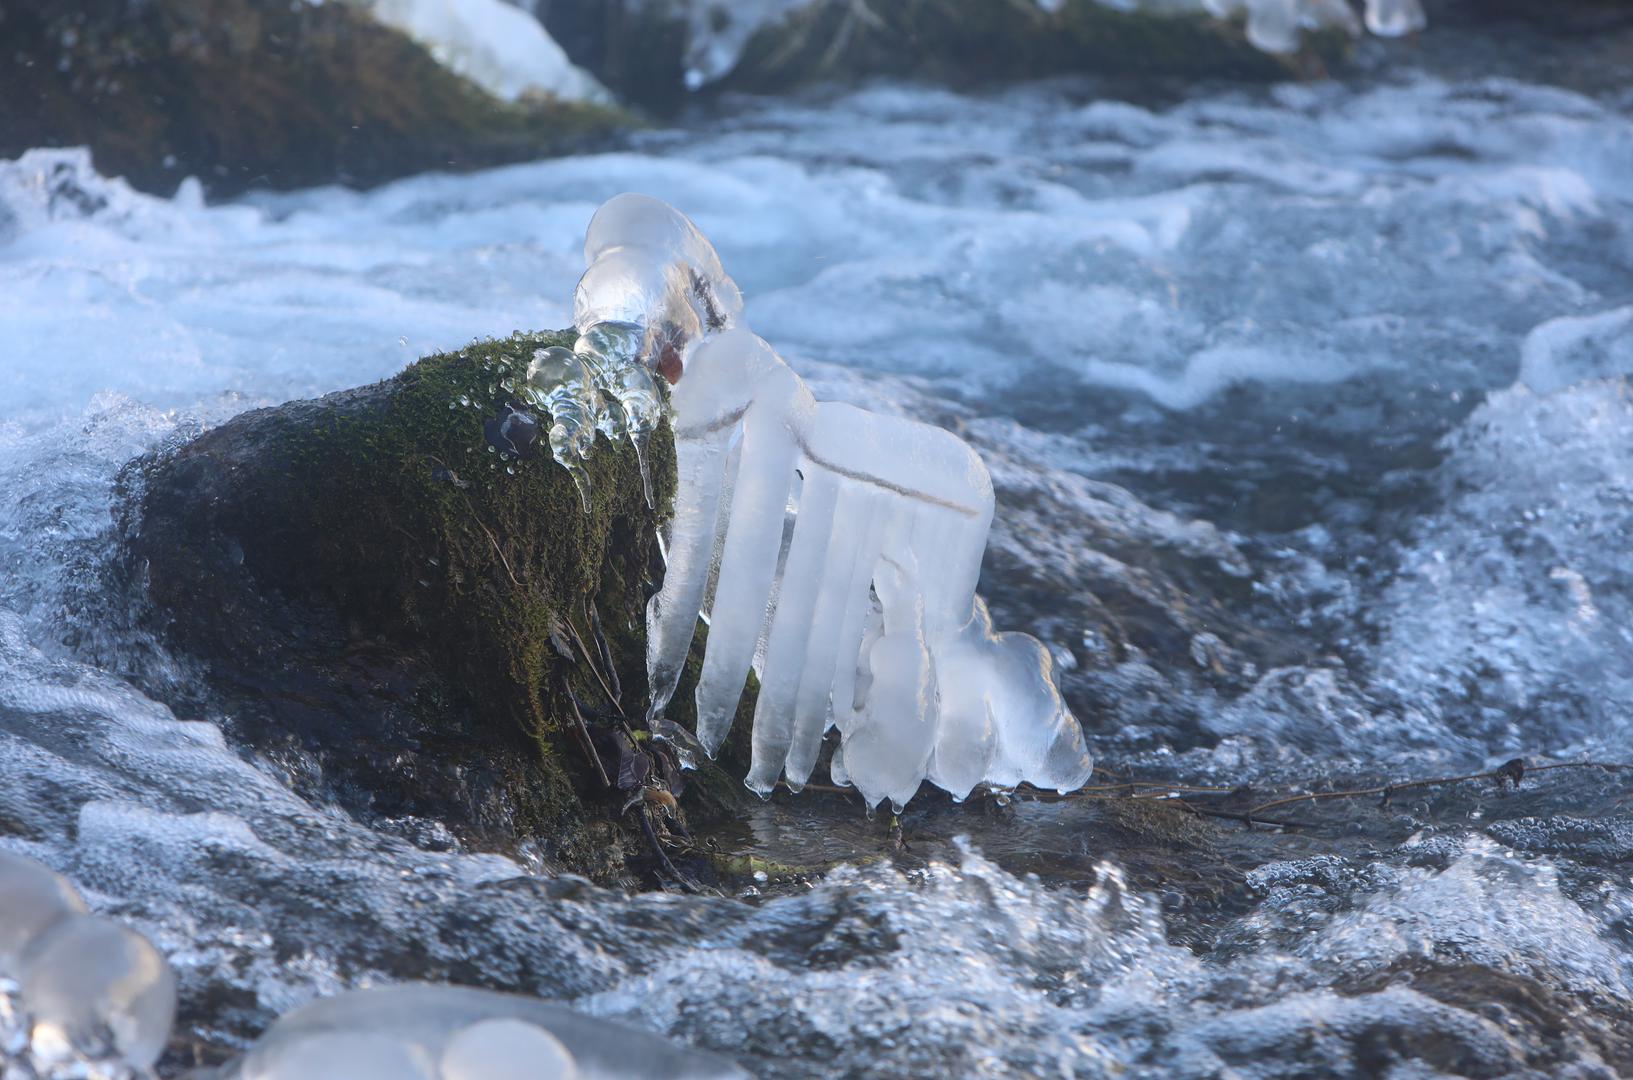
[561,680,610,788]
[1243,758,1633,823]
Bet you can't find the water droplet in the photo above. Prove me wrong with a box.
[486,445,496,454]
[506,466,516,476]
[458,395,471,407]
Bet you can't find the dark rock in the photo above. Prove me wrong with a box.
[539,0,1349,112]
[117,329,743,882]
[0,0,630,198]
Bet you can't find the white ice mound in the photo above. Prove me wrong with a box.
[230,984,747,1080]
[365,0,607,103]
[0,851,176,1078]
[571,193,1094,810]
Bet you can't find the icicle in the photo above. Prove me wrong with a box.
[567,194,1094,809]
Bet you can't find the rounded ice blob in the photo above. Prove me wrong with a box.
[440,1018,579,1080]
[19,914,177,1069]
[0,851,86,975]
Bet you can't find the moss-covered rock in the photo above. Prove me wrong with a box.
[540,0,1350,112]
[0,0,630,197]
[119,330,746,882]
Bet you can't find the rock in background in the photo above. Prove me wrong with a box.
[0,0,627,197]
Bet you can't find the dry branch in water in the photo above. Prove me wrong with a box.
[1006,757,1633,830]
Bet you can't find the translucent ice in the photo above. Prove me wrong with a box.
[20,914,177,1071]
[0,851,85,975]
[572,194,1093,808]
[0,852,175,1076]
[1362,0,1426,36]
[233,984,747,1080]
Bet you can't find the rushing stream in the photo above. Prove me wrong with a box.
[2,50,1633,1078]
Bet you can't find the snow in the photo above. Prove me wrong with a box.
[575,194,1093,808]
[365,0,606,103]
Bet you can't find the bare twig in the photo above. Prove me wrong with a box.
[560,616,626,719]
[561,680,610,788]
[1240,758,1633,823]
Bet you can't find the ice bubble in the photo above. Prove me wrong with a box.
[0,851,85,976]
[440,1018,578,1080]
[19,914,177,1070]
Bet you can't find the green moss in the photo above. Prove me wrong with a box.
[0,0,633,197]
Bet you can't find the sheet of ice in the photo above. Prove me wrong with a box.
[366,0,607,102]
[234,984,746,1080]
[572,194,1092,807]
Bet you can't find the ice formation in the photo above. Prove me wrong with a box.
[0,851,176,1080]
[569,194,1094,810]
[365,0,606,103]
[229,984,748,1080]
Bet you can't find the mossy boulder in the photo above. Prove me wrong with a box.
[0,0,630,198]
[119,330,746,883]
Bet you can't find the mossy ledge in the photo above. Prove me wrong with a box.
[0,0,631,198]
[119,330,747,884]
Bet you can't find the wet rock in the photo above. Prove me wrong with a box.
[117,330,740,880]
[539,0,1348,111]
[0,0,629,197]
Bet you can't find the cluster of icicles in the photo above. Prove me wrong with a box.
[563,194,1094,811]
[0,851,743,1080]
[510,330,666,512]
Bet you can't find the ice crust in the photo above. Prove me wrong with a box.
[0,852,175,1080]
[571,194,1093,808]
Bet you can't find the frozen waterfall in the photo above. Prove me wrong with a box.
[570,194,1094,810]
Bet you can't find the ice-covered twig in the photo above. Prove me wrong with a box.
[571,193,1094,810]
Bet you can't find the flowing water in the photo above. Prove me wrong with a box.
[2,50,1633,1078]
